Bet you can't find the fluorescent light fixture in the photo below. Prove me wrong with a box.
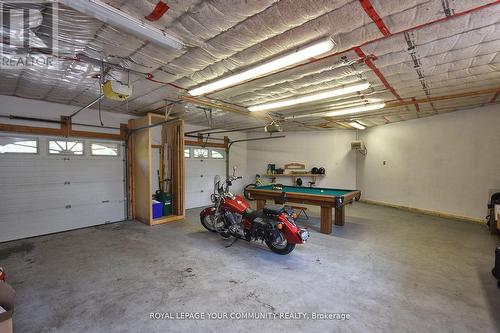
[60,0,183,49]
[248,82,370,112]
[188,37,335,96]
[325,103,385,117]
[349,121,366,130]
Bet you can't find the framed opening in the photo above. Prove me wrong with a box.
[193,148,208,159]
[91,142,120,156]
[49,140,84,155]
[210,149,225,159]
[0,136,38,154]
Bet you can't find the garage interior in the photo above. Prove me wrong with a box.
[0,1,499,332]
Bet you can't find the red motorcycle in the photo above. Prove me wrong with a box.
[200,167,309,255]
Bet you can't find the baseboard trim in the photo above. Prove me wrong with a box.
[360,199,485,224]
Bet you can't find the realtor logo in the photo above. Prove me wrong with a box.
[0,0,59,68]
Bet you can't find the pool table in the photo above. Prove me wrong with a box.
[246,185,361,234]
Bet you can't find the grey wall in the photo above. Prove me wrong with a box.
[357,105,500,220]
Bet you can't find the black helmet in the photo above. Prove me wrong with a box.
[318,167,325,174]
[311,167,319,174]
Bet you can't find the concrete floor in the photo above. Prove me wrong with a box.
[0,203,499,332]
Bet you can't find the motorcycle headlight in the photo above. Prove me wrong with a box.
[299,229,310,242]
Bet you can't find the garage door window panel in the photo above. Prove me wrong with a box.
[210,149,225,159]
[49,140,84,155]
[193,148,208,159]
[184,148,191,158]
[0,136,38,154]
[91,142,120,156]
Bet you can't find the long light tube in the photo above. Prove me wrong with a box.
[248,82,370,112]
[349,121,366,130]
[61,0,183,49]
[325,103,385,117]
[188,37,335,96]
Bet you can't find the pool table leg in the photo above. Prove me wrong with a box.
[334,206,345,226]
[256,199,266,210]
[320,206,332,234]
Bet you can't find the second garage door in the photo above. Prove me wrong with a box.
[184,146,226,209]
[0,135,126,242]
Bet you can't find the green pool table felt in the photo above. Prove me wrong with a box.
[255,185,355,197]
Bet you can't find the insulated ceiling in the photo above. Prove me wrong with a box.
[0,0,499,131]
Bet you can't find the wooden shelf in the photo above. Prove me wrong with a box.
[264,173,324,182]
[151,215,184,225]
[265,173,324,177]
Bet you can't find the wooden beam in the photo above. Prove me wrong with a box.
[0,121,127,141]
[0,123,63,136]
[181,95,268,120]
[69,130,123,141]
[119,123,127,140]
[385,86,500,109]
[184,139,227,149]
[60,116,70,136]
[491,91,500,103]
[321,87,500,122]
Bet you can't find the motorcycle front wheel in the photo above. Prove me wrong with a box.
[200,214,217,232]
[265,231,295,255]
[201,214,232,238]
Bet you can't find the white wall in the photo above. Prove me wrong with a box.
[246,130,358,189]
[0,95,133,134]
[357,105,500,220]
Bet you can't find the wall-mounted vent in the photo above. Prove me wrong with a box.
[351,140,365,151]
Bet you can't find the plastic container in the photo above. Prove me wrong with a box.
[152,200,162,219]
[162,198,172,216]
[155,192,173,216]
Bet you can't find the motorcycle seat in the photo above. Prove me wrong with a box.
[263,204,291,216]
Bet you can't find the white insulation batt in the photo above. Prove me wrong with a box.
[0,0,499,130]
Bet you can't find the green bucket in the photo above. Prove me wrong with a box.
[157,193,172,216]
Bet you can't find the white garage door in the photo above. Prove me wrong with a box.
[185,146,226,209]
[0,135,126,242]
